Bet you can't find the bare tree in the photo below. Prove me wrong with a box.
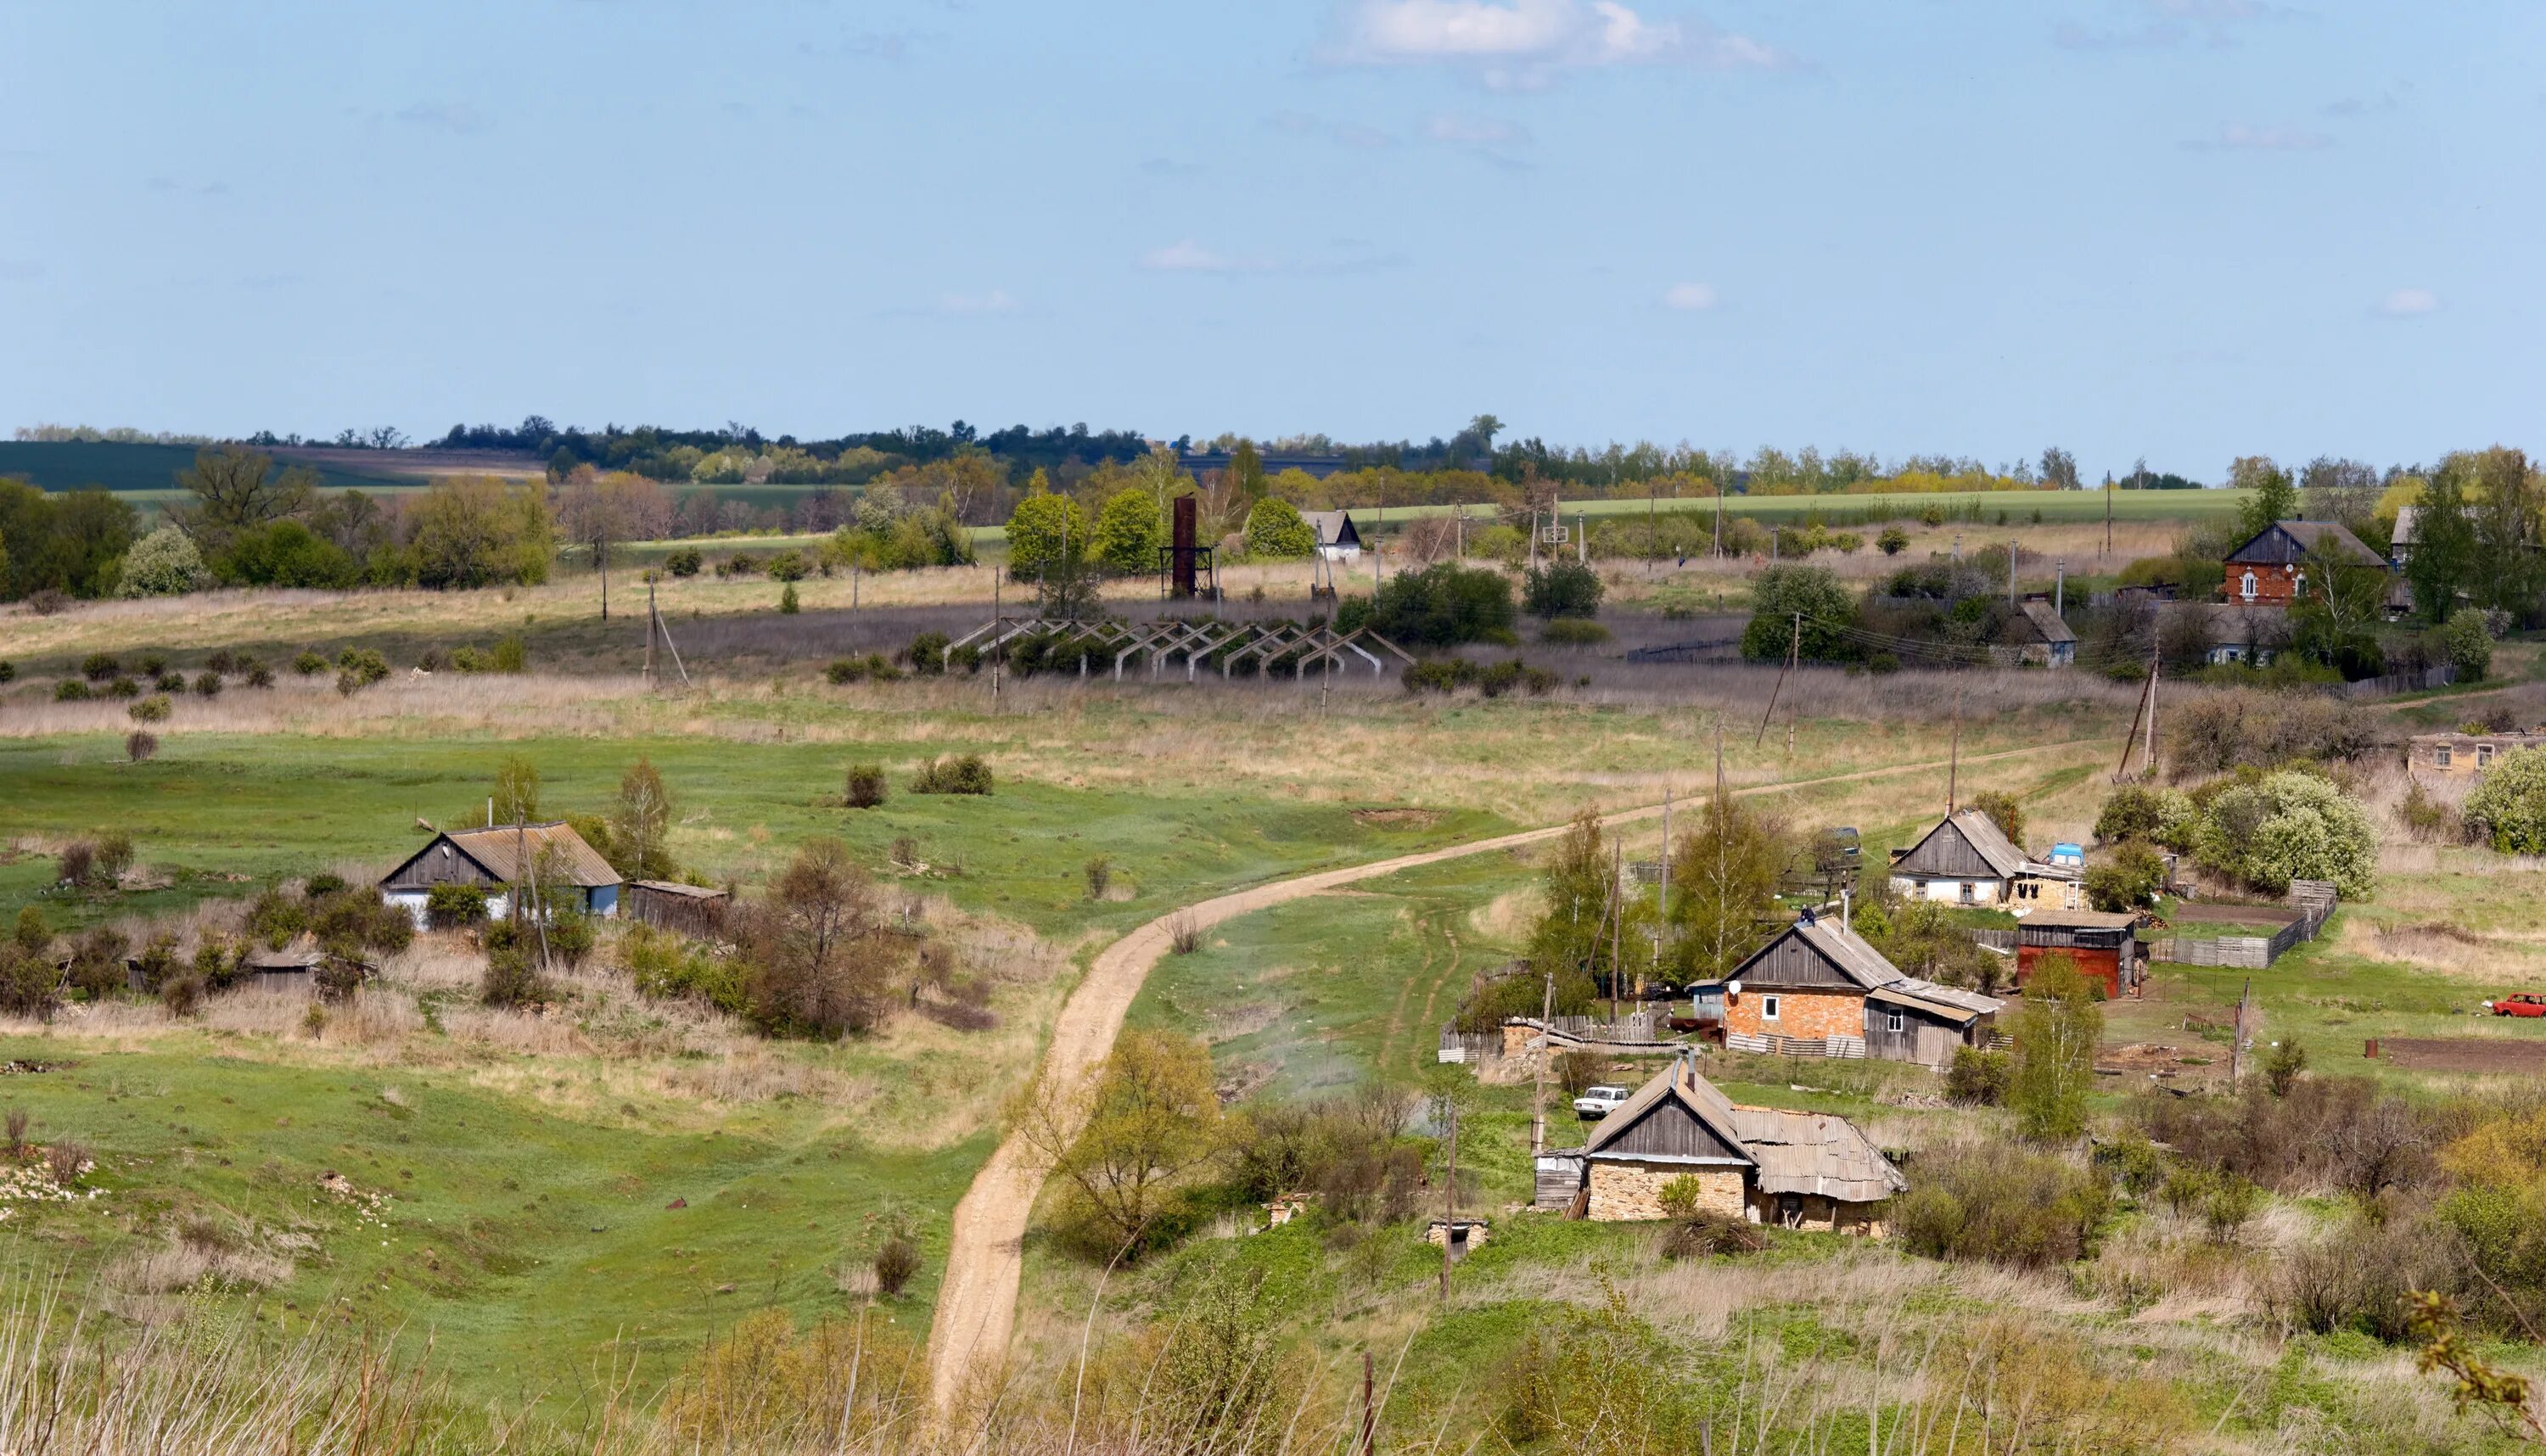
[739,839,905,1037]
[2301,456,2381,535]
[169,445,318,553]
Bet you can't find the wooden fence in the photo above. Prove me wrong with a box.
[2152,882,2337,969]
[1724,1032,1867,1059]
[2340,664,2454,700]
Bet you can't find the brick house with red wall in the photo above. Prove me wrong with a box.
[1721,910,2003,1067]
[2221,520,2384,607]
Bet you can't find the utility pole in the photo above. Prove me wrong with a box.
[851,559,860,611]
[1360,1352,1377,1456]
[1530,972,1553,1156]
[2105,475,2115,559]
[991,571,1003,710]
[1438,1093,1459,1301]
[2229,978,2252,1089]
[644,581,656,688]
[1608,837,1625,1016]
[2055,559,2065,619]
[1528,508,1539,571]
[1576,512,1586,565]
[1754,613,1800,748]
[2008,539,2018,609]
[1948,685,1962,813]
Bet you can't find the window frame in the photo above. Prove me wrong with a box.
[1760,994,1781,1023]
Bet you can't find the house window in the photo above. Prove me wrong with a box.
[2480,744,2496,769]
[1959,882,1977,904]
[2437,746,2453,769]
[1760,995,1781,1023]
[1885,1011,1905,1034]
[2239,571,2257,601]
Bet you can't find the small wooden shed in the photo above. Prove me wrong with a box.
[625,880,732,937]
[2016,907,2146,999]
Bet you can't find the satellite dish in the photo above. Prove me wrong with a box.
[1725,981,1742,998]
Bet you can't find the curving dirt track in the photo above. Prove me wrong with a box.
[924,737,2101,1411]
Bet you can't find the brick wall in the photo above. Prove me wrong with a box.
[1724,988,1862,1041]
[2223,564,2300,604]
[1586,1162,1746,1222]
[1747,1188,1887,1237]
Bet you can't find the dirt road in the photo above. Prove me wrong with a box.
[923,737,2102,1410]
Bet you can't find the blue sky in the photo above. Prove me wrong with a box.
[3,0,2539,479]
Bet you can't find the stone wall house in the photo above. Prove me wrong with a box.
[2409,731,2546,779]
[1571,1059,1905,1233]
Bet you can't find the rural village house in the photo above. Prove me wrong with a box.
[2196,602,2294,667]
[1572,1057,1906,1233]
[2012,598,2077,669]
[1719,908,2003,1067]
[2409,731,2546,778]
[378,822,623,926]
[1303,509,1363,563]
[1887,807,2079,908]
[2219,519,2385,607]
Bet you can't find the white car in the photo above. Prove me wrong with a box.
[1573,1085,1631,1119]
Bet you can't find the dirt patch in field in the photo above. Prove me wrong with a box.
[2370,1037,2546,1074]
[1354,808,1442,829]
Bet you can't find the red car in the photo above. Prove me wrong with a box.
[2490,994,2546,1017]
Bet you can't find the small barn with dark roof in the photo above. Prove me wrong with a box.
[2015,600,2076,668]
[2016,907,2146,999]
[1302,510,1363,561]
[379,822,623,926]
[1887,808,2077,909]
[2223,520,2384,606]
[1573,1059,1905,1232]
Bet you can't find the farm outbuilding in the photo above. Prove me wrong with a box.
[379,822,622,926]
[626,880,732,937]
[1570,1059,1905,1233]
[2016,907,2146,999]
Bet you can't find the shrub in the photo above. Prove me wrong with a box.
[768,549,810,582]
[905,632,949,675]
[334,648,390,697]
[2443,607,2493,683]
[45,1140,88,1188]
[1084,855,1113,900]
[150,671,182,693]
[873,1235,920,1298]
[293,649,328,676]
[718,552,763,577]
[1945,1046,2011,1105]
[1555,1050,1611,1095]
[1243,497,1316,559]
[665,546,703,577]
[1878,525,1910,555]
[778,584,800,614]
[56,842,96,891]
[53,680,92,703]
[1741,565,1856,663]
[24,591,69,617]
[1662,1208,1767,1259]
[0,661,12,683]
[102,677,137,699]
[479,921,545,1007]
[304,872,349,899]
[1894,1141,2110,1268]
[2192,770,2376,897]
[93,834,133,886]
[193,670,223,698]
[622,923,748,1016]
[947,643,982,674]
[826,658,866,685]
[2083,843,2166,912]
[0,945,61,1021]
[424,883,489,931]
[125,730,159,762]
[2167,690,2378,775]
[205,649,238,675]
[838,764,888,811]
[2263,1037,2308,1098]
[1167,913,1203,955]
[1538,618,1611,647]
[244,659,273,688]
[491,635,528,673]
[126,694,171,724]
[2462,748,2546,854]
[2095,784,2196,847]
[909,754,992,795]
[1361,562,1517,647]
[79,653,120,682]
[1522,559,1604,619]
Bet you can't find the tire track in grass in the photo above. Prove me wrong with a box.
[924,735,2108,1413]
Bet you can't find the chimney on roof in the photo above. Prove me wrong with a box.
[1842,888,1851,936]
[486,797,493,829]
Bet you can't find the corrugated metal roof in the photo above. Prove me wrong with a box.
[1725,1106,1908,1201]
[2018,600,2077,645]
[2227,520,2384,568]
[441,823,621,888]
[631,879,727,900]
[2018,908,2139,930]
[1871,977,2003,1022]
[1742,916,1904,990]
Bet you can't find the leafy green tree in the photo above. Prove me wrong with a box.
[2193,770,2376,896]
[2407,463,2476,622]
[2464,748,2546,854]
[2461,447,2546,623]
[1739,565,1855,663]
[115,526,211,597]
[2444,608,2494,683]
[1667,793,1790,980]
[1968,790,2023,845]
[2010,955,2100,1143]
[1528,809,1615,983]
[1013,1028,1221,1252]
[609,757,676,879]
[170,445,318,554]
[491,754,541,825]
[1091,488,1165,576]
[2083,843,2165,913]
[1227,440,1268,501]
[1004,490,1090,581]
[2095,784,2194,847]
[216,519,357,588]
[405,476,554,589]
[0,482,137,600]
[2230,456,2298,540]
[1243,497,1315,560]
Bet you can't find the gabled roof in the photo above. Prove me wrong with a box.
[1302,510,1361,548]
[2018,600,2077,646]
[2194,602,2296,647]
[2224,520,2384,568]
[383,822,622,889]
[1582,1058,1753,1164]
[1869,977,2001,1024]
[1894,809,2030,882]
[1727,913,1906,992]
[1724,1105,1909,1201]
[2391,506,2419,547]
[1587,1061,1906,1202]
[2017,908,2139,931]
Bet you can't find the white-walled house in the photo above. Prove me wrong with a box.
[379,822,623,925]
[1887,809,2078,909]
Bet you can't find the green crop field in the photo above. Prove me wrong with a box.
[0,441,428,496]
[1386,486,2252,527]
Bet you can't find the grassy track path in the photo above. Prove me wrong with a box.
[923,736,2106,1411]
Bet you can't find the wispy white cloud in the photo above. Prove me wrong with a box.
[2324,85,2407,118]
[1328,0,1788,87]
[2379,287,2439,316]
[939,288,1020,315]
[1424,114,1528,146]
[395,101,492,136]
[2183,122,2330,151]
[1139,240,1272,274]
[1661,282,1717,311]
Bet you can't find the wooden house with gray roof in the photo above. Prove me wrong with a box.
[1887,807,2078,909]
[379,821,623,926]
[1569,1057,1905,1233]
[1719,909,2003,1067]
